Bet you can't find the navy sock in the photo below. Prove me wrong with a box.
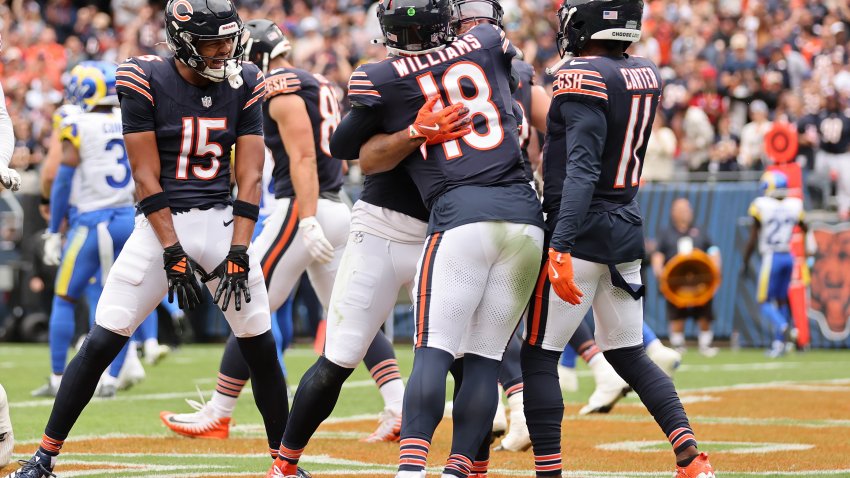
[568,320,602,363]
[520,341,563,477]
[603,345,697,454]
[220,333,251,381]
[236,331,288,452]
[281,356,353,450]
[363,330,402,389]
[399,347,454,472]
[43,326,128,453]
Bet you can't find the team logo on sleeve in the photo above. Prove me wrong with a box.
[172,0,193,22]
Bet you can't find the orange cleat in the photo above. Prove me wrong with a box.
[676,452,716,478]
[159,399,231,439]
[361,409,401,443]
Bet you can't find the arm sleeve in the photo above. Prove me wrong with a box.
[238,67,266,136]
[0,84,13,168]
[549,100,608,253]
[48,164,76,233]
[329,106,385,160]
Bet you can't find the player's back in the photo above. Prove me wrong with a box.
[59,109,134,213]
[750,196,804,254]
[543,55,661,214]
[349,23,527,208]
[116,56,266,211]
[263,67,343,199]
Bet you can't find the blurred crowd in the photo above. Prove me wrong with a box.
[2,0,850,187]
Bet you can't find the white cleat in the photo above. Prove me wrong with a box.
[558,364,579,393]
[144,344,172,366]
[0,384,14,467]
[117,353,146,390]
[361,408,401,443]
[646,340,682,377]
[698,346,719,358]
[492,386,507,437]
[494,391,531,452]
[579,356,630,415]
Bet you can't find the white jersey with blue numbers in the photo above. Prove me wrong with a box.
[59,110,135,213]
[749,196,804,255]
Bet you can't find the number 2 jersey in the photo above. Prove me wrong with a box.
[262,67,343,198]
[545,54,661,263]
[749,195,804,255]
[58,109,135,213]
[347,23,542,234]
[116,56,266,211]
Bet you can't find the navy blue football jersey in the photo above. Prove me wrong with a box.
[263,67,344,198]
[512,58,535,179]
[817,110,850,154]
[360,168,430,222]
[347,23,541,234]
[544,55,662,263]
[116,56,265,210]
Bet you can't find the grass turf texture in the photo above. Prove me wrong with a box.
[1,344,849,477]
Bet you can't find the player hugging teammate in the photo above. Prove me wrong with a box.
[10,1,719,478]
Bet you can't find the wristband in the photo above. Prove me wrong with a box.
[40,196,50,206]
[232,199,259,222]
[138,192,170,216]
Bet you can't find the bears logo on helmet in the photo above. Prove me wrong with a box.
[171,0,193,22]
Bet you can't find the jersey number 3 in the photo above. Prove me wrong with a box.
[176,117,227,180]
[417,61,504,159]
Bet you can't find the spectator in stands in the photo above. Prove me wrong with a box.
[739,100,773,170]
[644,114,677,182]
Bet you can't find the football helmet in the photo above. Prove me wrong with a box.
[378,0,454,56]
[759,170,789,197]
[451,0,503,30]
[165,0,245,85]
[243,19,291,74]
[66,61,119,112]
[556,0,643,57]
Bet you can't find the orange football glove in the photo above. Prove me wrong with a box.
[547,248,583,305]
[408,95,472,145]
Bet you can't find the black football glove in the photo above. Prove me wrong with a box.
[207,245,251,312]
[163,242,205,310]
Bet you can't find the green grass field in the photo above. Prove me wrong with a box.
[2,344,850,477]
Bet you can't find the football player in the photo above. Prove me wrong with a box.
[0,34,21,192]
[158,17,354,442]
[339,2,542,477]
[9,1,289,476]
[521,1,715,477]
[742,171,807,357]
[33,62,152,399]
[813,93,850,220]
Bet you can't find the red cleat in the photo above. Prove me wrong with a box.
[676,452,716,478]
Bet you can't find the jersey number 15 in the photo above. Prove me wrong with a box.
[176,117,227,180]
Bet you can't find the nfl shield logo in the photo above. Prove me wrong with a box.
[202,96,212,108]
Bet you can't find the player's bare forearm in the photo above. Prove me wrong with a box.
[651,252,665,279]
[126,131,179,248]
[271,94,320,219]
[359,130,424,175]
[232,134,264,247]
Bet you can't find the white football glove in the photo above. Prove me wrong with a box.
[298,216,334,264]
[42,232,62,266]
[0,167,21,191]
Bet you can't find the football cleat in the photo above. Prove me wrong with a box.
[579,357,630,415]
[646,341,682,377]
[30,379,59,399]
[5,451,55,478]
[494,392,531,452]
[117,354,146,390]
[265,461,312,478]
[675,452,716,478]
[0,384,13,467]
[93,381,117,399]
[361,408,401,443]
[557,364,579,393]
[160,396,230,439]
[144,344,171,366]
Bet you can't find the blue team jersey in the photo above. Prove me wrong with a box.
[347,23,541,234]
[512,59,535,179]
[360,168,430,222]
[263,67,344,199]
[116,56,266,211]
[545,54,662,263]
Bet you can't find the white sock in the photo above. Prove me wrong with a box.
[101,374,118,387]
[396,470,423,478]
[209,391,238,418]
[698,330,714,349]
[670,332,685,349]
[645,339,663,354]
[379,379,405,414]
[143,338,160,359]
[50,374,62,389]
[507,391,524,421]
[125,342,141,365]
[586,353,603,367]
